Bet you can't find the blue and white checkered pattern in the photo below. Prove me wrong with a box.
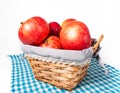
[9,54,120,93]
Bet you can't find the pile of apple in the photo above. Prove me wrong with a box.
[18,16,92,50]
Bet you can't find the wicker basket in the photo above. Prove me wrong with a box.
[26,35,104,91]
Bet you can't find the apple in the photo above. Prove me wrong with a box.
[39,35,62,49]
[18,16,50,46]
[61,18,76,28]
[49,22,61,37]
[60,20,92,50]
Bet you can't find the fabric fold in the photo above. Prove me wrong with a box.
[21,44,93,62]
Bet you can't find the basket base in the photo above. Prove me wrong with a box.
[35,71,87,91]
[27,57,90,91]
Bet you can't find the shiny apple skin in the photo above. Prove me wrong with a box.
[61,18,76,28]
[18,16,50,46]
[39,35,62,49]
[49,22,61,37]
[60,21,92,50]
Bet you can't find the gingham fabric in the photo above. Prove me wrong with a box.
[9,54,120,93]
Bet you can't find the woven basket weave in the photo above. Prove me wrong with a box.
[26,35,103,91]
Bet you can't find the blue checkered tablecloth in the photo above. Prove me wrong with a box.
[9,54,120,93]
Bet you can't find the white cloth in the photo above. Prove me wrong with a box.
[21,44,93,62]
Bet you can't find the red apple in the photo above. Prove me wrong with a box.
[61,18,76,28]
[18,16,50,46]
[60,20,92,50]
[39,35,62,49]
[49,22,61,37]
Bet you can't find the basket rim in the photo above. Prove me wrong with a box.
[25,54,91,66]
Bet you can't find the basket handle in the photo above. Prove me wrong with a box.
[93,34,104,53]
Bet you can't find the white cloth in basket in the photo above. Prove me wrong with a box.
[21,44,93,62]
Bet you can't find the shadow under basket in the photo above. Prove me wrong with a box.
[26,35,104,91]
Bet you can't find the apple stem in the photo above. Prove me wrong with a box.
[45,40,48,44]
[20,22,24,24]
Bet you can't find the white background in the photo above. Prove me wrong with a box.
[0,0,120,92]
